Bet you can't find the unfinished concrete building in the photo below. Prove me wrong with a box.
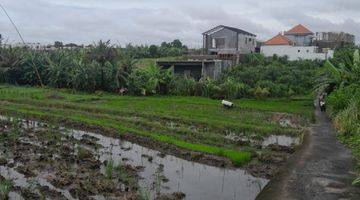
[314,32,355,49]
[157,25,256,81]
[156,59,234,81]
[202,25,257,55]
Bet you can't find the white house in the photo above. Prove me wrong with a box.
[261,24,333,61]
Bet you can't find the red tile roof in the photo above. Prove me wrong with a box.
[285,24,313,35]
[264,34,293,45]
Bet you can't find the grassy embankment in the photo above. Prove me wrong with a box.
[135,56,184,68]
[0,85,313,166]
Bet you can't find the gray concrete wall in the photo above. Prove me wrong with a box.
[204,28,256,54]
[202,62,216,79]
[202,60,235,80]
[206,28,238,54]
[238,34,256,53]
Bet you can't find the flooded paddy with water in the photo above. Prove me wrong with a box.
[0,116,278,200]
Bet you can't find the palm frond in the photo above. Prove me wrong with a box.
[353,49,360,67]
[324,60,341,82]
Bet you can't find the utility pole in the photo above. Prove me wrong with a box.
[0,4,25,44]
[0,3,44,87]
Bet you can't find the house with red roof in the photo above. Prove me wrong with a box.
[284,24,314,46]
[261,24,334,61]
[264,34,294,46]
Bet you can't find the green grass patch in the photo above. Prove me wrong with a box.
[135,56,184,68]
[0,84,312,166]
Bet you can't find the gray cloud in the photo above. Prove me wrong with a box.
[0,0,359,47]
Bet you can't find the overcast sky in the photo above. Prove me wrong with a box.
[0,0,359,47]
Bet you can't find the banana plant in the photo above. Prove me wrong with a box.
[116,50,137,90]
[353,177,360,186]
[0,47,27,84]
[315,49,360,94]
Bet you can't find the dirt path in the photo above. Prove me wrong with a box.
[256,106,360,200]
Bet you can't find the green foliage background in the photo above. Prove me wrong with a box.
[0,41,323,99]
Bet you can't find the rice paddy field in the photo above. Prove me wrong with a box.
[0,84,314,199]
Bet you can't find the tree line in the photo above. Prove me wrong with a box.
[0,40,324,99]
[52,39,188,58]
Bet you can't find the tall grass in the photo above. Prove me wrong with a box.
[138,187,151,200]
[334,101,360,136]
[0,179,13,199]
[105,160,114,179]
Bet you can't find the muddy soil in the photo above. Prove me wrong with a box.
[0,117,268,200]
[0,114,304,199]
[0,120,140,199]
[0,111,302,180]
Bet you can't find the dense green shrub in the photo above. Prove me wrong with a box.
[326,84,360,116]
[70,60,97,92]
[200,78,216,98]
[208,85,226,99]
[221,78,248,99]
[221,54,322,98]
[322,46,360,182]
[169,76,196,96]
[253,86,270,100]
[326,84,360,136]
[122,39,188,59]
[334,100,360,136]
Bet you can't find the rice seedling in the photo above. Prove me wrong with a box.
[0,85,311,166]
[105,159,114,179]
[138,187,151,200]
[0,178,13,199]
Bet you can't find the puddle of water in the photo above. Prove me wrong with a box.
[71,129,269,200]
[262,135,300,147]
[0,166,28,187]
[224,132,256,144]
[8,192,24,200]
[0,165,75,200]
[0,116,269,200]
[225,130,300,149]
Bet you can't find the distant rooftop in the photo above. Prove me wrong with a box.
[203,25,256,37]
[264,34,293,45]
[285,24,313,35]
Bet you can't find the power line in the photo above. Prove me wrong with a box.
[0,3,25,44]
[0,3,44,87]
